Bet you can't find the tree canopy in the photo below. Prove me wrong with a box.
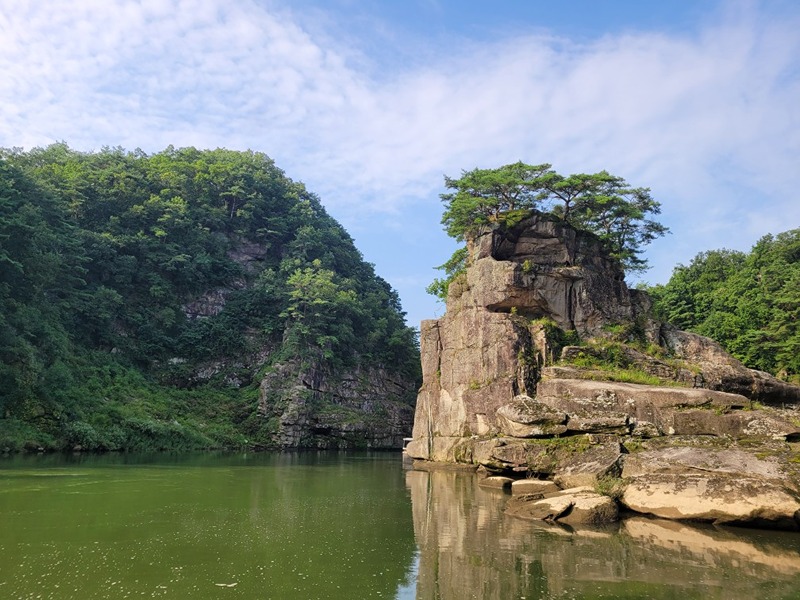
[646,230,800,381]
[0,144,420,451]
[430,162,669,299]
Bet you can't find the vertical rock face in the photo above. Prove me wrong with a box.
[258,361,415,449]
[459,215,645,334]
[408,214,650,461]
[179,238,420,450]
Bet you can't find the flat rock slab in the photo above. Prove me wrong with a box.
[667,409,800,440]
[506,488,618,525]
[622,446,786,480]
[537,378,750,413]
[478,476,514,490]
[565,414,630,434]
[496,395,568,438]
[620,472,800,530]
[489,439,560,472]
[511,479,561,496]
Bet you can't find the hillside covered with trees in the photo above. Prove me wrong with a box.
[646,230,800,382]
[0,144,420,452]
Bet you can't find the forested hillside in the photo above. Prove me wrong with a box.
[0,144,420,452]
[646,230,799,382]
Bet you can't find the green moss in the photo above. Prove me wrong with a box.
[622,438,644,453]
[594,475,626,500]
[570,368,681,387]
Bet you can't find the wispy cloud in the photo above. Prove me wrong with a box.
[1,0,798,322]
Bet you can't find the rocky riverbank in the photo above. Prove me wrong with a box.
[406,214,800,530]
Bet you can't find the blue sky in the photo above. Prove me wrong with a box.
[1,0,798,328]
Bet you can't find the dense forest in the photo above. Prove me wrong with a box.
[0,144,420,452]
[645,229,799,382]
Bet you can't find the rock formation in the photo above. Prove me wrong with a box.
[256,361,414,448]
[407,214,800,529]
[179,239,418,450]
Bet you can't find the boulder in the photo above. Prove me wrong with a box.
[620,473,800,530]
[478,476,514,490]
[471,439,506,469]
[511,479,560,496]
[552,439,623,488]
[506,494,573,522]
[559,492,619,526]
[506,487,618,525]
[495,395,567,438]
[489,440,557,473]
[663,327,800,405]
[487,437,601,476]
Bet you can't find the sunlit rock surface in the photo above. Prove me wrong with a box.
[408,214,800,529]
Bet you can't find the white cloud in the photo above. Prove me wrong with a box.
[0,0,798,323]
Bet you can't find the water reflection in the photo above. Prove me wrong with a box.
[3,453,799,599]
[0,452,417,599]
[406,468,800,599]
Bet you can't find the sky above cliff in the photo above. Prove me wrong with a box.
[2,0,799,328]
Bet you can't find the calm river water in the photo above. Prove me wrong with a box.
[1,452,799,599]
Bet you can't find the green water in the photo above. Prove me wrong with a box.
[0,452,416,599]
[2,453,800,599]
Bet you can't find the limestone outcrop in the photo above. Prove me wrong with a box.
[408,214,800,530]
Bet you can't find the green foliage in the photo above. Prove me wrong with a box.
[546,171,668,273]
[440,162,552,240]
[646,230,800,380]
[571,367,672,387]
[533,317,581,346]
[530,317,581,364]
[561,339,679,387]
[426,246,468,301]
[430,161,669,297]
[594,475,626,500]
[0,144,420,452]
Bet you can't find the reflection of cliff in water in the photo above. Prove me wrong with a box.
[406,468,800,599]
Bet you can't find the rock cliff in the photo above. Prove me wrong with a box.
[407,214,800,529]
[177,238,419,450]
[256,361,414,448]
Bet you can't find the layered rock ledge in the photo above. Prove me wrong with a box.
[408,215,800,530]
